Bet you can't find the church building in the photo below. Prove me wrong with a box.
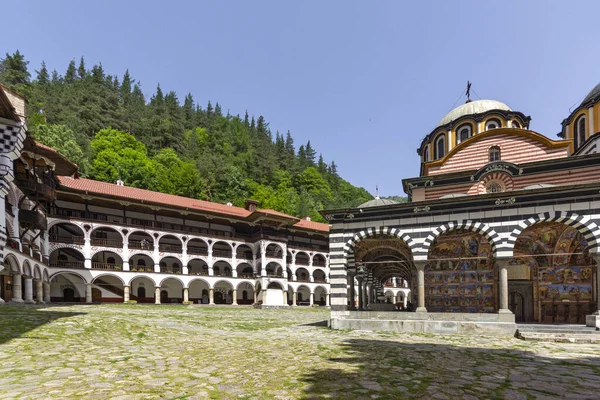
[323,84,600,334]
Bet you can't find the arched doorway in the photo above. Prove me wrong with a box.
[63,287,76,302]
[511,222,596,324]
[351,234,414,310]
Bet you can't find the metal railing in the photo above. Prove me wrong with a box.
[187,246,209,255]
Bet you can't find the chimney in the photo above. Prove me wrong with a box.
[305,216,311,221]
[245,199,258,212]
[116,179,124,186]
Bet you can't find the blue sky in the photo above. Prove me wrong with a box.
[4,1,600,196]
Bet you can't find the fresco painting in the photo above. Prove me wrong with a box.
[513,222,596,323]
[425,230,497,313]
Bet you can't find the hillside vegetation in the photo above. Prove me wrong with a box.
[0,51,374,221]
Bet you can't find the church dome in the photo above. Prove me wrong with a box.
[582,82,600,105]
[358,196,399,208]
[436,99,512,127]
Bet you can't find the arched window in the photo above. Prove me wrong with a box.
[485,119,501,130]
[423,145,430,162]
[511,121,521,129]
[434,134,446,159]
[486,182,503,194]
[489,146,501,162]
[575,115,586,149]
[456,124,471,144]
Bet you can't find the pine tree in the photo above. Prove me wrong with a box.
[65,60,77,84]
[78,56,86,79]
[0,50,31,88]
[214,102,222,117]
[317,154,327,175]
[36,61,49,85]
[305,140,316,165]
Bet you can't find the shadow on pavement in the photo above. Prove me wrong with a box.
[0,304,86,345]
[299,337,600,399]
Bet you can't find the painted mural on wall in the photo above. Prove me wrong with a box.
[425,230,496,313]
[512,222,596,322]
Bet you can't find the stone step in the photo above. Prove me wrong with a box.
[517,324,599,333]
[517,331,600,343]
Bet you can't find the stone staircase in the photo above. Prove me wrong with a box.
[516,324,600,343]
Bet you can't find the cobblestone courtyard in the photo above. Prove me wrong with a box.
[0,305,599,399]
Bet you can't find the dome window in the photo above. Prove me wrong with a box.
[575,115,586,149]
[512,121,521,129]
[485,119,501,131]
[423,145,430,162]
[434,134,446,159]
[486,181,503,194]
[456,124,472,145]
[489,146,501,162]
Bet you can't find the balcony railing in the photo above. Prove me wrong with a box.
[187,246,209,255]
[50,261,85,269]
[90,238,123,248]
[160,267,182,274]
[213,249,232,258]
[236,253,253,260]
[49,234,85,245]
[314,279,327,283]
[238,273,255,279]
[189,270,209,276]
[16,172,56,199]
[159,244,183,253]
[130,266,154,273]
[129,240,153,250]
[92,262,123,271]
[295,259,310,266]
[313,261,326,267]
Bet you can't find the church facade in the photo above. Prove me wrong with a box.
[323,87,600,334]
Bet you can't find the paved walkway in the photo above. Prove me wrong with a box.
[0,305,599,399]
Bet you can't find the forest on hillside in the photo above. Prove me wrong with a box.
[0,51,375,222]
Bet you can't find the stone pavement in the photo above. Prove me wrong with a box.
[0,305,599,399]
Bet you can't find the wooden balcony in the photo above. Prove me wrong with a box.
[92,262,123,271]
[129,240,153,250]
[90,238,123,248]
[15,172,56,200]
[50,261,85,269]
[187,246,209,256]
[159,244,183,253]
[49,234,85,245]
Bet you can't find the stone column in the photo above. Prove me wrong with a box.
[12,205,21,251]
[357,277,364,310]
[154,263,161,273]
[325,294,330,306]
[292,291,297,306]
[123,286,130,302]
[35,280,44,303]
[155,287,161,304]
[497,259,512,313]
[349,273,356,310]
[593,255,600,315]
[209,288,214,305]
[232,289,238,305]
[23,277,35,304]
[415,262,427,312]
[253,290,257,304]
[85,283,92,303]
[183,287,189,303]
[43,282,51,303]
[309,292,314,306]
[11,274,23,302]
[262,289,267,304]
[281,290,286,306]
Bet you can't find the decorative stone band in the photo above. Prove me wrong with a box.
[342,226,418,258]
[414,220,500,262]
[504,211,600,256]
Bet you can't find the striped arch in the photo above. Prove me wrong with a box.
[343,226,417,258]
[477,172,514,194]
[416,220,500,261]
[505,211,600,256]
[49,243,84,255]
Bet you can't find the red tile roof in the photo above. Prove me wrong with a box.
[57,177,329,232]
